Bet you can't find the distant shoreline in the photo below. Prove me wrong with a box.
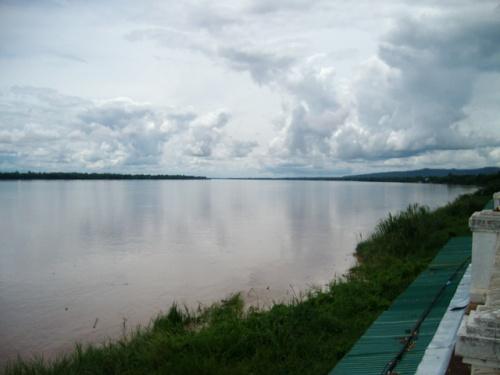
[0,172,208,180]
[1,169,499,185]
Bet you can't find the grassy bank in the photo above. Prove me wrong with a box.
[6,184,498,375]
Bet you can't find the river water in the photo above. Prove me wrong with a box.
[0,180,475,364]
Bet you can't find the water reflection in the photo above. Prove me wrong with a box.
[0,180,475,365]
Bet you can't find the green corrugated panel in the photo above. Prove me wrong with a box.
[330,236,472,375]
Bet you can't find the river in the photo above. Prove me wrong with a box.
[0,180,475,364]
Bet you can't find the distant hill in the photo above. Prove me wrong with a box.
[344,167,500,180]
[225,167,500,182]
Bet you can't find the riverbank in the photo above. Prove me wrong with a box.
[5,183,497,375]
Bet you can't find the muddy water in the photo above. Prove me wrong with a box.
[0,180,475,364]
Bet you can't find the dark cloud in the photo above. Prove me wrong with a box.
[381,12,500,72]
[188,4,239,32]
[229,140,258,158]
[218,47,295,85]
[348,8,500,159]
[247,0,319,14]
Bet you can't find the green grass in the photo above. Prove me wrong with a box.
[5,183,498,375]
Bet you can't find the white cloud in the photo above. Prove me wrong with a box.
[0,87,254,173]
[237,5,500,174]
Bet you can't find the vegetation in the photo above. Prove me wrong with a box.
[5,178,499,375]
[0,172,207,180]
[341,171,500,185]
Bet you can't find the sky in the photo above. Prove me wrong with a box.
[0,0,499,177]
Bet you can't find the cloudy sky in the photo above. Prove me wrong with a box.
[1,0,499,177]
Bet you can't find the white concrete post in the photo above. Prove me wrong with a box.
[456,192,500,372]
[469,210,500,304]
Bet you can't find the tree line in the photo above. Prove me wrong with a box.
[0,171,208,180]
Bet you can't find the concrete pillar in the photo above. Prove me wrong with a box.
[469,210,500,304]
[456,192,500,372]
[456,238,500,372]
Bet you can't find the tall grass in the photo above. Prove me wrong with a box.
[5,184,496,375]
